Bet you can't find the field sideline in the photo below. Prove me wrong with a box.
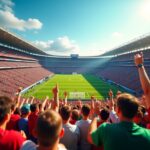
[23,74,125,100]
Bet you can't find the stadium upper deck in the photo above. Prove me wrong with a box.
[0,27,46,56]
[101,33,150,56]
[0,27,150,58]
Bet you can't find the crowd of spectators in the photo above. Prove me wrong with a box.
[0,53,150,150]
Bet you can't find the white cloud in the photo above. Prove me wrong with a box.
[32,36,80,55]
[33,40,53,50]
[138,0,150,22]
[0,0,43,31]
[112,32,123,38]
[0,0,14,12]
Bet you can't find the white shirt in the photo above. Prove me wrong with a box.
[76,119,92,150]
[21,140,67,150]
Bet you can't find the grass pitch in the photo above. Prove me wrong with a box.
[23,74,125,100]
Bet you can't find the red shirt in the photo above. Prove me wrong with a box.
[6,114,20,131]
[0,128,25,150]
[148,108,150,120]
[28,112,38,136]
[147,123,150,129]
[70,119,76,125]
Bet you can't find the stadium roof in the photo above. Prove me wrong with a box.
[102,34,150,56]
[0,27,46,55]
[1,27,150,58]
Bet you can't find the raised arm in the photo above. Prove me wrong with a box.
[64,91,68,105]
[134,53,150,108]
[41,96,49,112]
[108,89,114,110]
[30,96,35,105]
[52,84,59,112]
[87,117,98,144]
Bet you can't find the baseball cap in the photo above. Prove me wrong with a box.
[21,104,30,114]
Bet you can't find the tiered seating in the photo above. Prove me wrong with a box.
[0,47,53,97]
[96,50,150,95]
[0,68,53,97]
[0,60,40,68]
[0,47,36,61]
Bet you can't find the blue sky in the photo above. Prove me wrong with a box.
[0,0,150,56]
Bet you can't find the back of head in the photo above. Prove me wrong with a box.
[37,110,62,147]
[100,108,110,121]
[82,104,91,117]
[60,105,71,121]
[71,109,79,121]
[30,103,39,113]
[14,107,21,115]
[21,104,30,116]
[117,93,139,119]
[0,96,12,123]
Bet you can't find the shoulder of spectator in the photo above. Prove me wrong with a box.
[20,140,36,150]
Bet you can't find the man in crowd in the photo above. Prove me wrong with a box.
[18,104,30,139]
[87,53,150,150]
[0,96,25,150]
[21,110,66,150]
[60,105,80,150]
[76,104,92,150]
[28,103,39,143]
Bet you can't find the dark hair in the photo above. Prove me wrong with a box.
[14,107,21,115]
[117,93,139,119]
[0,96,12,123]
[11,102,16,111]
[37,110,62,147]
[60,105,71,121]
[82,104,91,117]
[39,103,42,110]
[100,108,110,121]
[140,105,146,115]
[30,103,39,112]
[71,109,79,121]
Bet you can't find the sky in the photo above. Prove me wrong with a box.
[0,0,150,56]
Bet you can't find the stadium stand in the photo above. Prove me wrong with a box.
[0,28,150,97]
[96,50,150,95]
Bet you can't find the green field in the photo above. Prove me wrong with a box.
[23,74,125,100]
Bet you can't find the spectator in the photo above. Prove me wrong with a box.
[70,109,80,125]
[134,52,150,128]
[134,53,150,116]
[0,96,25,150]
[76,104,92,150]
[6,103,21,131]
[133,107,145,127]
[28,103,39,143]
[21,110,66,150]
[18,104,30,139]
[97,108,110,127]
[60,105,80,150]
[88,94,150,150]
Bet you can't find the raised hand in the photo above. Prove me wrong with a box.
[134,52,143,66]
[64,91,68,97]
[52,84,59,95]
[108,89,113,98]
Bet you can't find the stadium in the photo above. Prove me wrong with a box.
[0,1,150,150]
[0,27,150,100]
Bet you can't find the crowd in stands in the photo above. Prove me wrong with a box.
[0,47,36,61]
[0,53,150,150]
[0,68,53,97]
[0,60,40,68]
[96,50,150,95]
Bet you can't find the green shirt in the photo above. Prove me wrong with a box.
[91,121,150,150]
